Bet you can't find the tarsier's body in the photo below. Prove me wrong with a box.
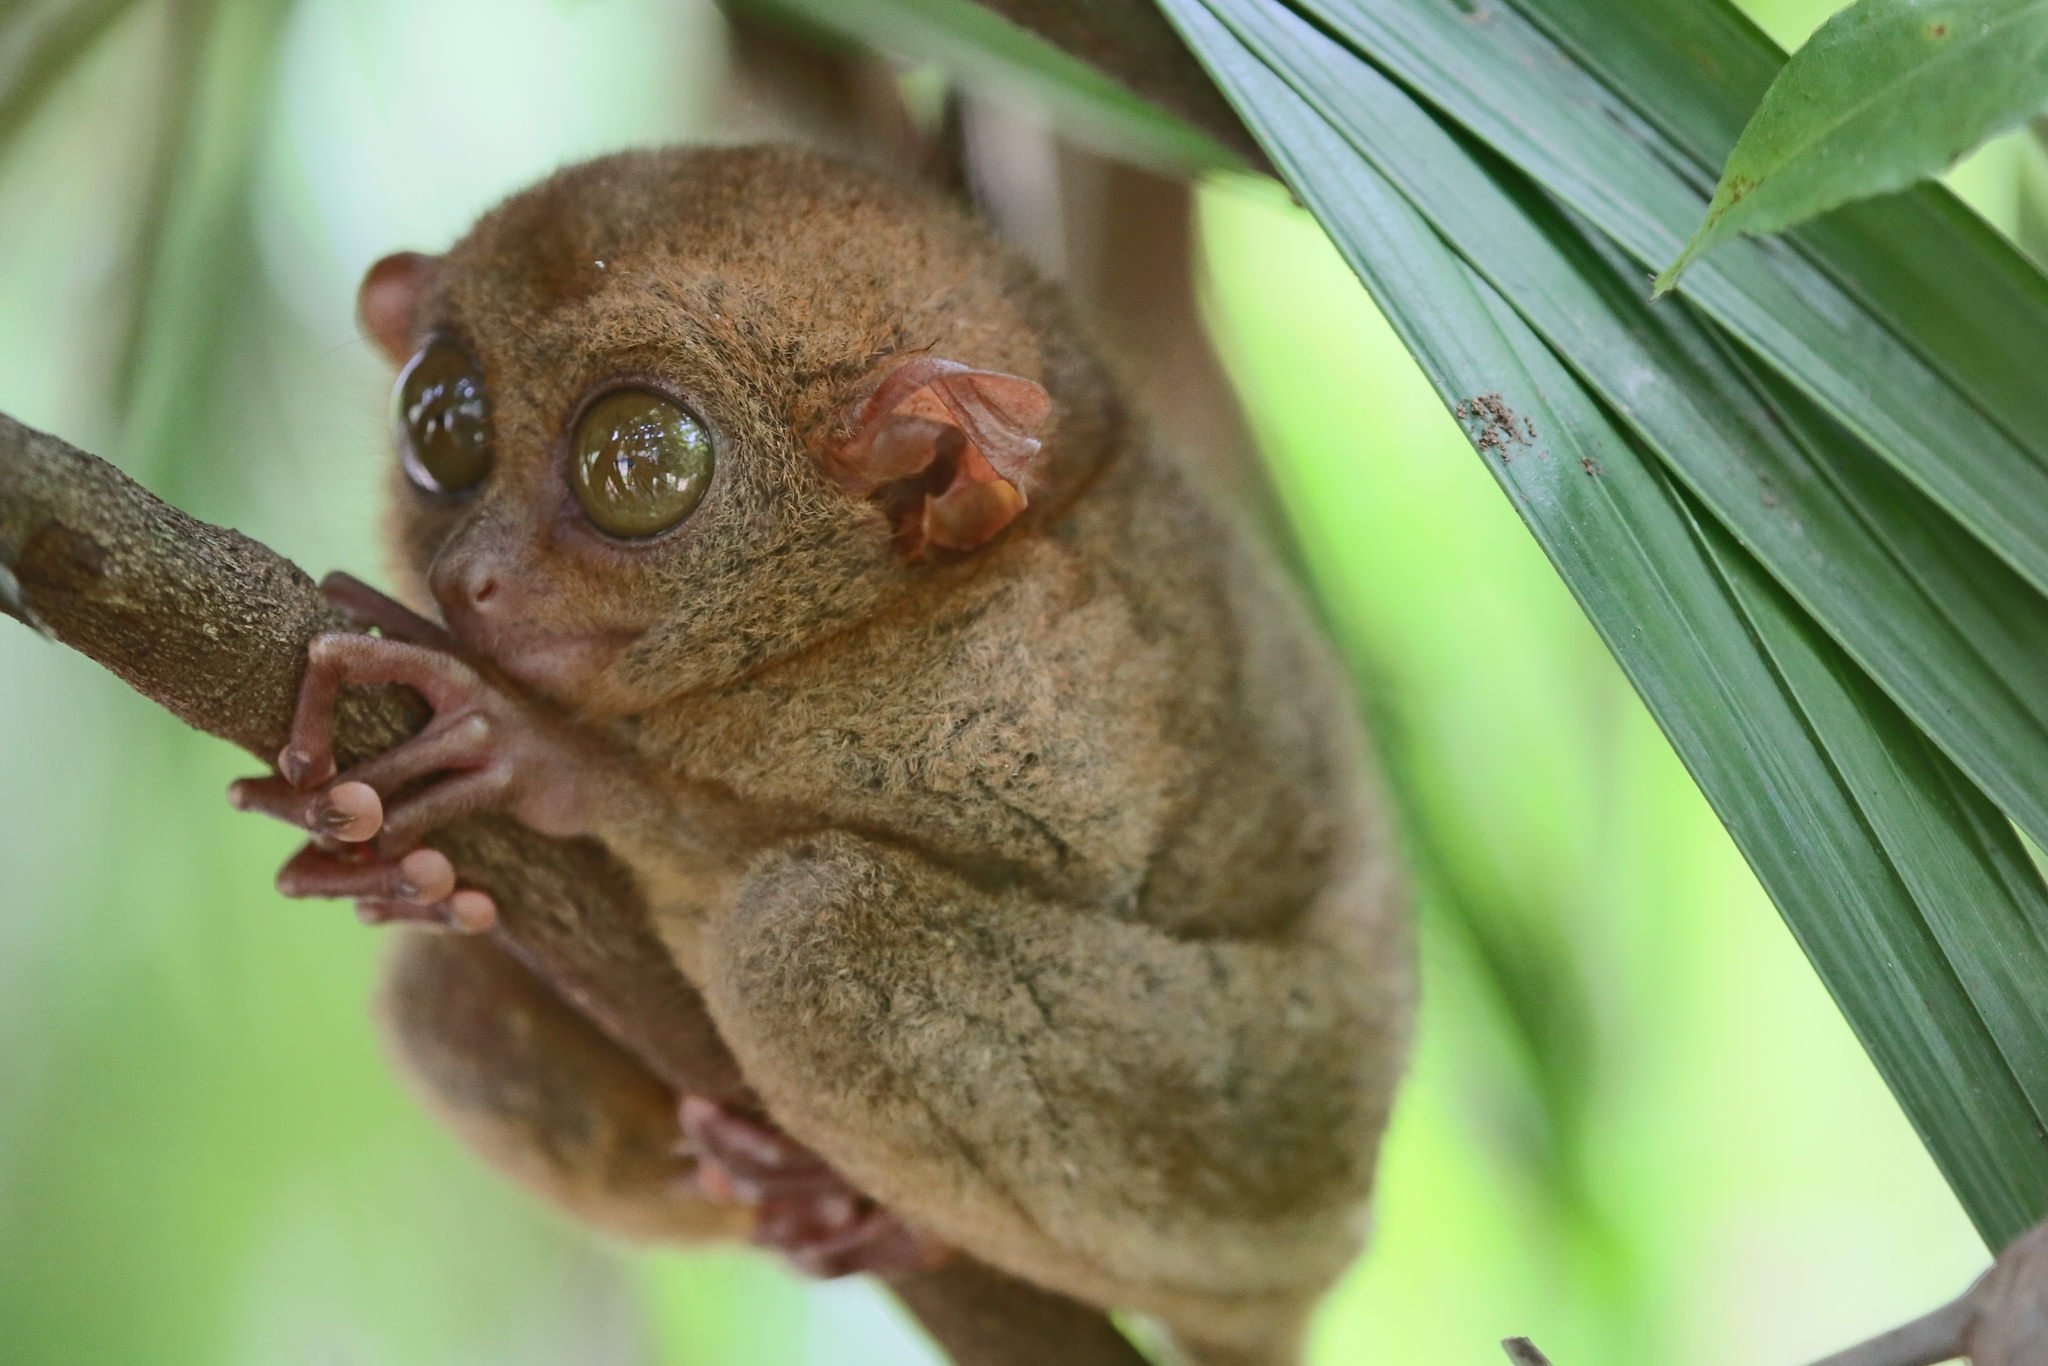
[236,147,1412,1363]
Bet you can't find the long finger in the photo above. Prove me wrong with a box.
[320,573,456,650]
[276,844,456,903]
[356,889,498,934]
[376,766,513,848]
[279,645,347,788]
[315,714,495,843]
[303,633,481,710]
[680,1097,834,1181]
[230,774,382,842]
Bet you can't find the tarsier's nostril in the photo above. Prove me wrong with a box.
[427,549,507,621]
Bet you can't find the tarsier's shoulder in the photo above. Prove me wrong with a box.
[849,436,1391,929]
[1054,443,1393,926]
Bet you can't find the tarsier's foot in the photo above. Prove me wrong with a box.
[228,573,584,933]
[680,1096,952,1279]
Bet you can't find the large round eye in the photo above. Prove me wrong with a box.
[394,339,493,495]
[570,389,715,538]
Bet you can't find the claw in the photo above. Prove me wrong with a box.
[277,744,333,791]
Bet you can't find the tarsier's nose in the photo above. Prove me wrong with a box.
[429,548,511,636]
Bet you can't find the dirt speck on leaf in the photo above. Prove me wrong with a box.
[1455,393,1536,462]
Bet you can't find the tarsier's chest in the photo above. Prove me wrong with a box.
[651,553,1197,904]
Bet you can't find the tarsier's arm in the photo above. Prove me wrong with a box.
[235,566,985,1276]
[230,577,767,930]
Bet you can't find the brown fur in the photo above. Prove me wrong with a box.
[370,146,1412,1362]
[379,931,750,1245]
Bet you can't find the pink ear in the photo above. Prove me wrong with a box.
[357,252,439,366]
[827,356,1052,556]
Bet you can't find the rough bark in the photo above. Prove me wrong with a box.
[0,410,1144,1366]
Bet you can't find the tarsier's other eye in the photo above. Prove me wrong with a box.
[395,339,494,495]
[570,389,715,539]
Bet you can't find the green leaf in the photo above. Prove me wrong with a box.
[1200,0,2048,890]
[1277,0,2048,687]
[1704,515,2048,1198]
[1156,0,2048,1246]
[1514,0,2048,500]
[730,0,1234,172]
[1657,0,2048,293]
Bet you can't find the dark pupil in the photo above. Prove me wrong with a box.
[397,341,492,493]
[572,390,714,537]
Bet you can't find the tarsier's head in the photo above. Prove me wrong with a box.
[359,146,1122,719]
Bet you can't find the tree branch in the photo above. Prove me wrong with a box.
[0,411,1144,1366]
[1802,1215,2048,1366]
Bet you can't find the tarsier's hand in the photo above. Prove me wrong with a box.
[680,1096,952,1279]
[229,573,592,933]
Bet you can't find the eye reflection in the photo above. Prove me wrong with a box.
[570,389,714,539]
[395,340,493,495]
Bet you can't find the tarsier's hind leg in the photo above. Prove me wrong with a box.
[704,831,1402,1356]
[376,931,747,1245]
[378,932,939,1275]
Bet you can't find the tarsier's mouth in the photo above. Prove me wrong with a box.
[453,621,639,706]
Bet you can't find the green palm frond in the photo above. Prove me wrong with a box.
[1158,0,2048,1245]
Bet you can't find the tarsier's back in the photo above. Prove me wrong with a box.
[242,145,1413,1366]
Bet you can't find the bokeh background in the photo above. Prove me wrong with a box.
[0,1,2034,1361]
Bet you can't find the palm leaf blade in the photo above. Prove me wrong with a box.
[1198,0,2048,904]
[1279,0,2048,607]
[1515,0,2048,465]
[1159,0,2048,1244]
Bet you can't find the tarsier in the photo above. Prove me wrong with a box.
[228,146,1413,1365]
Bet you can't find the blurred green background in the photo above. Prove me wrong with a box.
[0,1,2029,1361]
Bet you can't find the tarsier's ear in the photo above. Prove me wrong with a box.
[825,356,1052,556]
[357,252,440,367]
